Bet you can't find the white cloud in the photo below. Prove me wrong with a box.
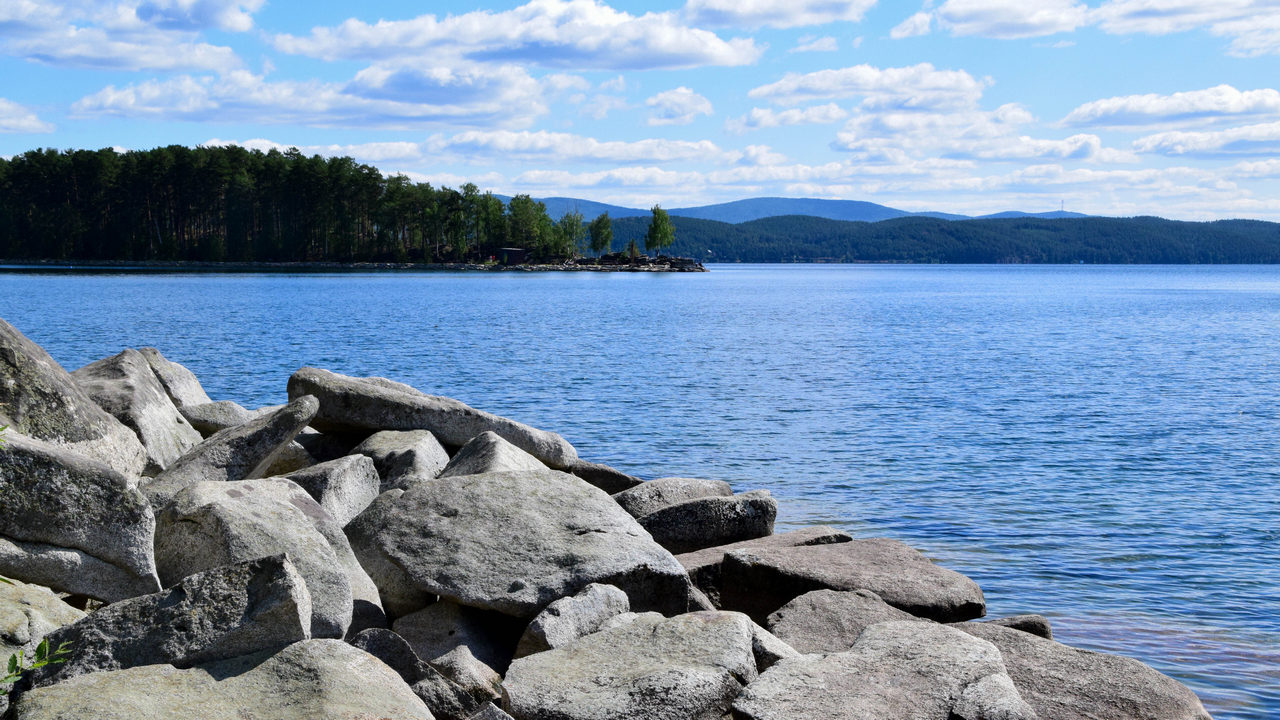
[1063,85,1280,127]
[933,0,1088,38]
[890,11,932,38]
[72,68,551,129]
[1092,1,1280,55]
[273,0,762,71]
[748,63,987,110]
[1133,121,1280,156]
[645,87,714,125]
[0,98,54,133]
[133,0,264,32]
[427,130,737,163]
[726,103,849,133]
[582,95,629,119]
[682,0,876,28]
[790,35,838,53]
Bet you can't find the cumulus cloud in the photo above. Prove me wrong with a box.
[748,63,987,110]
[726,103,849,133]
[134,0,264,32]
[645,87,714,125]
[427,130,737,163]
[71,68,552,129]
[682,0,876,28]
[890,12,932,38]
[933,0,1088,38]
[1063,85,1280,127]
[1133,121,1280,156]
[0,98,54,133]
[790,35,839,53]
[273,0,761,71]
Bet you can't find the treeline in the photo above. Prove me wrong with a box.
[0,146,607,263]
[612,214,1280,264]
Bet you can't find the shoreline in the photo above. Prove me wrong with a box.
[0,257,708,273]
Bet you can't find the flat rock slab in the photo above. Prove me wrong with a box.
[143,395,318,508]
[354,429,450,490]
[0,579,85,660]
[28,555,311,689]
[137,347,212,408]
[613,477,732,519]
[364,469,692,619]
[720,538,986,623]
[765,588,916,654]
[675,526,852,607]
[504,611,758,720]
[9,640,436,720]
[281,454,381,527]
[957,621,1213,720]
[637,491,776,554]
[733,621,1035,720]
[0,432,161,601]
[288,367,578,469]
[72,349,202,475]
[0,318,147,476]
[439,431,546,479]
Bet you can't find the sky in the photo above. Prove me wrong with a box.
[4,1,1280,219]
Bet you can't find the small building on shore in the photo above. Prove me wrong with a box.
[498,248,527,265]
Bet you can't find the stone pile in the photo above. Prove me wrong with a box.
[0,316,1214,720]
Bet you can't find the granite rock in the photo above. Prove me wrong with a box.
[674,526,852,607]
[636,490,776,554]
[567,459,643,494]
[353,429,450,490]
[438,431,546,479]
[765,588,916,654]
[281,454,381,527]
[137,347,213,408]
[611,477,732,519]
[393,600,525,675]
[514,583,630,659]
[0,579,85,662]
[177,400,255,437]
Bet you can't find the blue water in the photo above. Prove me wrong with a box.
[1,264,1277,717]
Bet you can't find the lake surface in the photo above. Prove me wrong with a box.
[2,264,1277,717]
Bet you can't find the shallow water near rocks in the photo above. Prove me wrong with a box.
[2,264,1277,717]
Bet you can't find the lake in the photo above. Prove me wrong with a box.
[1,264,1276,717]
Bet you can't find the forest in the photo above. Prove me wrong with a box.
[4,146,1280,265]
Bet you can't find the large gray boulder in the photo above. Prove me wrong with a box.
[0,432,161,601]
[154,478,371,638]
[719,538,986,623]
[393,601,525,675]
[504,611,758,720]
[9,640,436,720]
[0,318,147,476]
[765,588,917,654]
[288,367,578,469]
[612,477,732,519]
[438,431,546,479]
[137,347,212,408]
[637,490,776,554]
[675,525,852,607]
[281,454,381,527]
[567,459,642,494]
[514,583,630,659]
[957,621,1212,720]
[142,395,319,508]
[350,628,500,720]
[353,429,450,490]
[345,488,433,619]
[733,621,1035,720]
[0,579,85,662]
[177,400,255,437]
[356,469,692,619]
[27,555,311,689]
[72,349,203,475]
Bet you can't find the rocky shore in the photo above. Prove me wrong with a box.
[0,315,1211,719]
[0,254,707,273]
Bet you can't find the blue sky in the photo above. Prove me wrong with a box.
[4,0,1280,219]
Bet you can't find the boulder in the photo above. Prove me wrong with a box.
[504,611,758,720]
[281,455,381,527]
[748,622,800,672]
[351,629,499,720]
[719,538,986,623]
[957,621,1212,720]
[137,347,212,408]
[177,400,255,437]
[393,601,525,675]
[674,526,852,607]
[0,579,85,662]
[432,646,506,714]
[765,588,917,654]
[261,440,315,476]
[0,432,161,601]
[27,555,311,689]
[142,395,318,508]
[636,490,776,554]
[71,349,202,475]
[0,318,147,476]
[514,583,630,659]
[287,367,578,469]
[471,707,515,720]
[353,429,450,490]
[981,614,1053,640]
[732,621,1035,720]
[345,488,433,619]
[9,640,436,720]
[155,478,367,638]
[439,431,546,479]
[294,427,364,463]
[612,477,732,519]
[567,459,642,494]
[359,469,692,619]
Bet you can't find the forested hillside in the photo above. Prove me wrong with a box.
[611,214,1280,264]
